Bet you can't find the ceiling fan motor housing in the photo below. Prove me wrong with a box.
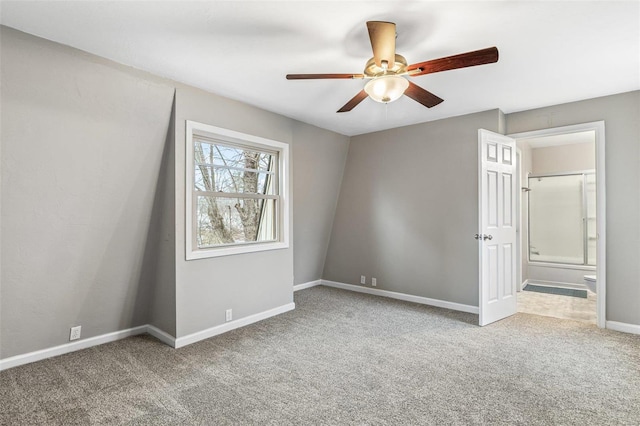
[364,54,408,77]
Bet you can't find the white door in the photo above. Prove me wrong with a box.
[478,129,517,326]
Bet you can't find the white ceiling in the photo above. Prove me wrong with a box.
[1,1,639,136]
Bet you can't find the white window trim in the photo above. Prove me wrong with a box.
[185,120,290,260]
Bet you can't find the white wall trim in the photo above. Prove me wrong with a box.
[146,325,177,347]
[320,280,479,314]
[0,301,298,370]
[606,321,640,335]
[293,280,321,292]
[174,302,295,348]
[0,325,149,371]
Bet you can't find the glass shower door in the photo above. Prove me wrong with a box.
[528,174,585,264]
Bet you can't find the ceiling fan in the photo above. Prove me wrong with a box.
[286,21,499,113]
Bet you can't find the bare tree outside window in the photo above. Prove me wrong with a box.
[193,139,277,248]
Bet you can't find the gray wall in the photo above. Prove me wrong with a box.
[1,27,350,358]
[172,87,350,337]
[146,96,177,336]
[172,85,295,338]
[531,142,595,174]
[292,122,349,285]
[0,27,175,358]
[323,110,502,307]
[506,91,640,326]
[174,85,348,337]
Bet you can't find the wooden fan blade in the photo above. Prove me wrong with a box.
[407,47,499,77]
[286,73,365,80]
[337,90,368,113]
[366,21,396,69]
[404,81,444,108]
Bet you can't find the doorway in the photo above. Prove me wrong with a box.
[509,121,606,328]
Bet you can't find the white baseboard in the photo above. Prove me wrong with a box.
[174,302,296,348]
[520,279,529,291]
[0,325,148,371]
[320,280,479,314]
[1,301,297,371]
[606,320,640,335]
[293,280,321,292]
[146,324,177,347]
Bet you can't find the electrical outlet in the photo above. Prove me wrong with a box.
[360,275,366,284]
[225,309,232,322]
[372,277,377,287]
[69,326,81,341]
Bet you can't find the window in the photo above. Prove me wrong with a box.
[186,121,289,259]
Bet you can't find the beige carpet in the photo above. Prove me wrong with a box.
[1,286,639,425]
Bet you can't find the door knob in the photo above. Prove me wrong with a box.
[474,234,493,240]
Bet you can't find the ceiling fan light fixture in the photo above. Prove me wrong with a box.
[364,75,409,103]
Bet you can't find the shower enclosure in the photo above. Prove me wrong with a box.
[528,171,596,266]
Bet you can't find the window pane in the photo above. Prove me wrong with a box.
[196,195,277,248]
[194,140,276,195]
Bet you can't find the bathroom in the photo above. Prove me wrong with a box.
[516,129,598,323]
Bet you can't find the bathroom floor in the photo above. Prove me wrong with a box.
[517,289,597,324]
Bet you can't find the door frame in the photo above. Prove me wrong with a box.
[515,148,523,292]
[508,121,606,328]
